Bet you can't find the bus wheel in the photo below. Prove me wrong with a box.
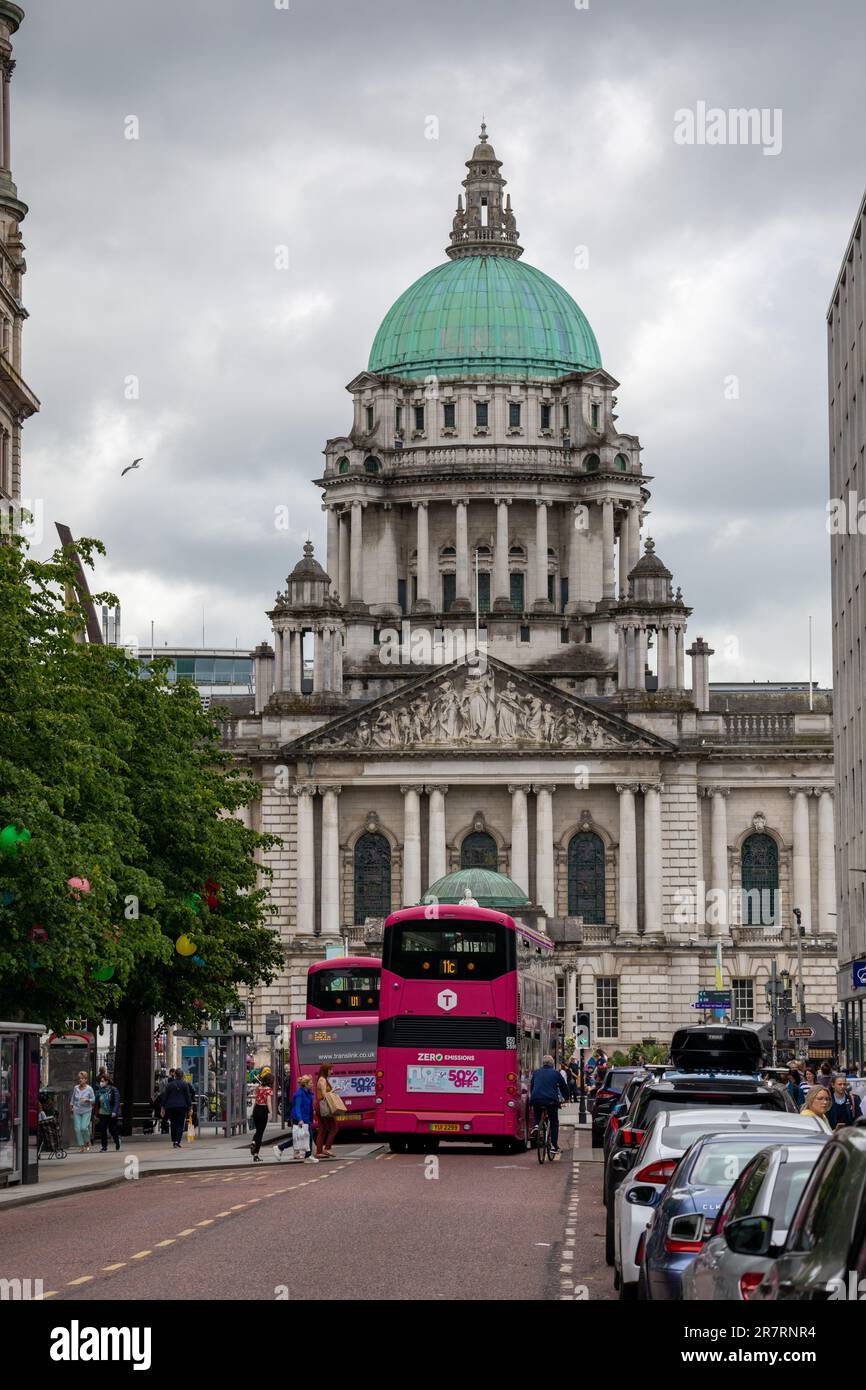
[388,1138,408,1154]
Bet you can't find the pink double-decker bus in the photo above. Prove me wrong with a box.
[285,958,382,1135]
[374,905,557,1153]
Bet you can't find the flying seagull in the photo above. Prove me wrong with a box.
[121,457,143,477]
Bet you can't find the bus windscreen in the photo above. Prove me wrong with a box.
[384,920,514,980]
[307,969,380,1013]
[295,1024,378,1065]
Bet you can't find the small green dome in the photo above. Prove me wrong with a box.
[421,867,530,912]
[368,255,601,381]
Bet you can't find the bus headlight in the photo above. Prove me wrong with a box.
[462,1123,471,1131]
[506,1072,517,1082]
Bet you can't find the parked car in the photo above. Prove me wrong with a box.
[681,1136,829,1301]
[745,1124,866,1300]
[638,1121,825,1300]
[613,1109,821,1299]
[602,1071,653,1176]
[592,1067,643,1149]
[603,1063,794,1265]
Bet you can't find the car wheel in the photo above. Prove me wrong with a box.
[388,1138,407,1154]
[591,1130,603,1149]
[619,1277,638,1301]
[605,1196,616,1266]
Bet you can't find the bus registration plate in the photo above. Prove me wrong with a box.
[429,1123,461,1133]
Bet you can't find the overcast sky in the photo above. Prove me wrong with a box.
[15,0,866,682]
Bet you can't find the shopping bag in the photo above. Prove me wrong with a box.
[292,1122,309,1149]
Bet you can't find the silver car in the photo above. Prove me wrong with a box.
[613,1108,823,1297]
[681,1135,829,1301]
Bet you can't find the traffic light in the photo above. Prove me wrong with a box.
[574,1010,591,1049]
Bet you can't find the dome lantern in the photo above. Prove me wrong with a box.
[447,121,523,261]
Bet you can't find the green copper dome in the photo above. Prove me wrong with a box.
[421,867,530,911]
[368,255,601,381]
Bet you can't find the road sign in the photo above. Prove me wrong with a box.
[695,990,732,1009]
[853,961,866,990]
[788,1026,814,1039]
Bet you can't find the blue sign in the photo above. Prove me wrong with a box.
[853,960,866,990]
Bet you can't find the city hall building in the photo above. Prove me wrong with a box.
[225,127,838,1052]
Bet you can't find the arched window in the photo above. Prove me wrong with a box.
[363,456,380,474]
[741,833,779,926]
[337,456,349,474]
[460,831,497,870]
[568,832,605,921]
[354,833,391,923]
[613,453,629,471]
[584,454,600,472]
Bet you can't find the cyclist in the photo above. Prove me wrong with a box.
[530,1054,569,1159]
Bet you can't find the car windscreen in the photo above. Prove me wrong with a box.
[638,1092,784,1126]
[768,1154,824,1227]
[688,1137,803,1186]
[605,1069,636,1093]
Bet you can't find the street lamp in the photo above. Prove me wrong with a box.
[792,908,807,1026]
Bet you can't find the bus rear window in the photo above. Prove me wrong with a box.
[295,1025,378,1065]
[307,969,380,1013]
[384,921,514,980]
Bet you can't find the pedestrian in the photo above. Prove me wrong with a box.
[529,1054,569,1158]
[828,1074,862,1129]
[786,1067,806,1108]
[161,1068,192,1149]
[70,1071,95,1152]
[249,1068,273,1162]
[800,1084,834,1133]
[567,1056,580,1103]
[95,1073,121,1152]
[848,1063,860,1078]
[275,1074,318,1163]
[804,1065,818,1088]
[315,1064,343,1158]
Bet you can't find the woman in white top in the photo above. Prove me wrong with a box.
[800,1084,833,1134]
[70,1071,95,1151]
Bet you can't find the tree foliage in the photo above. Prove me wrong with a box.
[0,535,282,1034]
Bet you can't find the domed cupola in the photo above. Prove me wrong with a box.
[627,537,673,604]
[266,541,345,707]
[367,124,601,381]
[278,539,337,612]
[614,539,692,695]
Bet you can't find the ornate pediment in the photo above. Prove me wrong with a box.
[283,657,673,757]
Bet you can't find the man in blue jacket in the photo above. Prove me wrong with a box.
[530,1055,569,1158]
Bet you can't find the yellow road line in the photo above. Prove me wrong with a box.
[66,1275,94,1286]
[195,1219,214,1227]
[38,1291,58,1299]
[176,1228,196,1237]
[229,1204,246,1211]
[131,1250,152,1260]
[213,1210,232,1217]
[102,1263,127,1271]
[155,1239,176,1247]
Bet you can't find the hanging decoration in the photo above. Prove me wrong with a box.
[93,964,115,982]
[175,934,197,957]
[0,825,31,855]
[67,876,91,898]
[203,880,220,912]
[184,892,203,914]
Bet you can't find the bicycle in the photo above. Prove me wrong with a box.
[535,1107,555,1165]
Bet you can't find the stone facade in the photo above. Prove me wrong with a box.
[828,183,866,1067]
[223,128,838,1056]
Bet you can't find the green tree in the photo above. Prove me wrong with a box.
[0,536,282,1072]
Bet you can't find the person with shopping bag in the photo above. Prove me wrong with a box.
[315,1064,346,1158]
[274,1074,317,1163]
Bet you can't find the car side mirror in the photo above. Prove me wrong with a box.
[724,1215,774,1258]
[611,1150,635,1176]
[625,1184,658,1207]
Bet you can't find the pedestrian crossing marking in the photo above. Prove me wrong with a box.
[66,1275,94,1285]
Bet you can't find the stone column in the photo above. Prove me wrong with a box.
[618,512,630,598]
[565,503,588,615]
[687,637,714,711]
[627,503,641,576]
[643,783,663,931]
[272,630,285,694]
[533,500,552,611]
[402,785,422,905]
[509,784,530,893]
[253,643,275,713]
[667,625,678,691]
[290,629,303,694]
[338,509,350,606]
[675,628,685,690]
[331,628,343,694]
[602,498,616,601]
[379,504,400,615]
[2,63,10,172]
[325,507,339,597]
[349,500,366,608]
[817,789,835,935]
[625,624,637,689]
[534,784,556,913]
[617,784,638,934]
[320,786,342,935]
[565,969,577,1035]
[321,627,332,692]
[655,626,669,690]
[617,625,628,688]
[312,630,324,692]
[708,787,729,932]
[493,498,512,611]
[413,501,431,612]
[453,499,470,612]
[295,785,316,934]
[790,789,812,933]
[427,785,448,885]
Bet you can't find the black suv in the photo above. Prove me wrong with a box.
[591,1066,644,1149]
[603,1026,794,1265]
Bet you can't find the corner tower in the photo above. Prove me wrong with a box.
[0,2,38,506]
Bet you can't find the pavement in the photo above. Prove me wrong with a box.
[0,1123,612,1302]
[1,1122,383,1211]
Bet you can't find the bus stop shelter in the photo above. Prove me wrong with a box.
[175,1026,250,1136]
[0,1021,44,1186]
